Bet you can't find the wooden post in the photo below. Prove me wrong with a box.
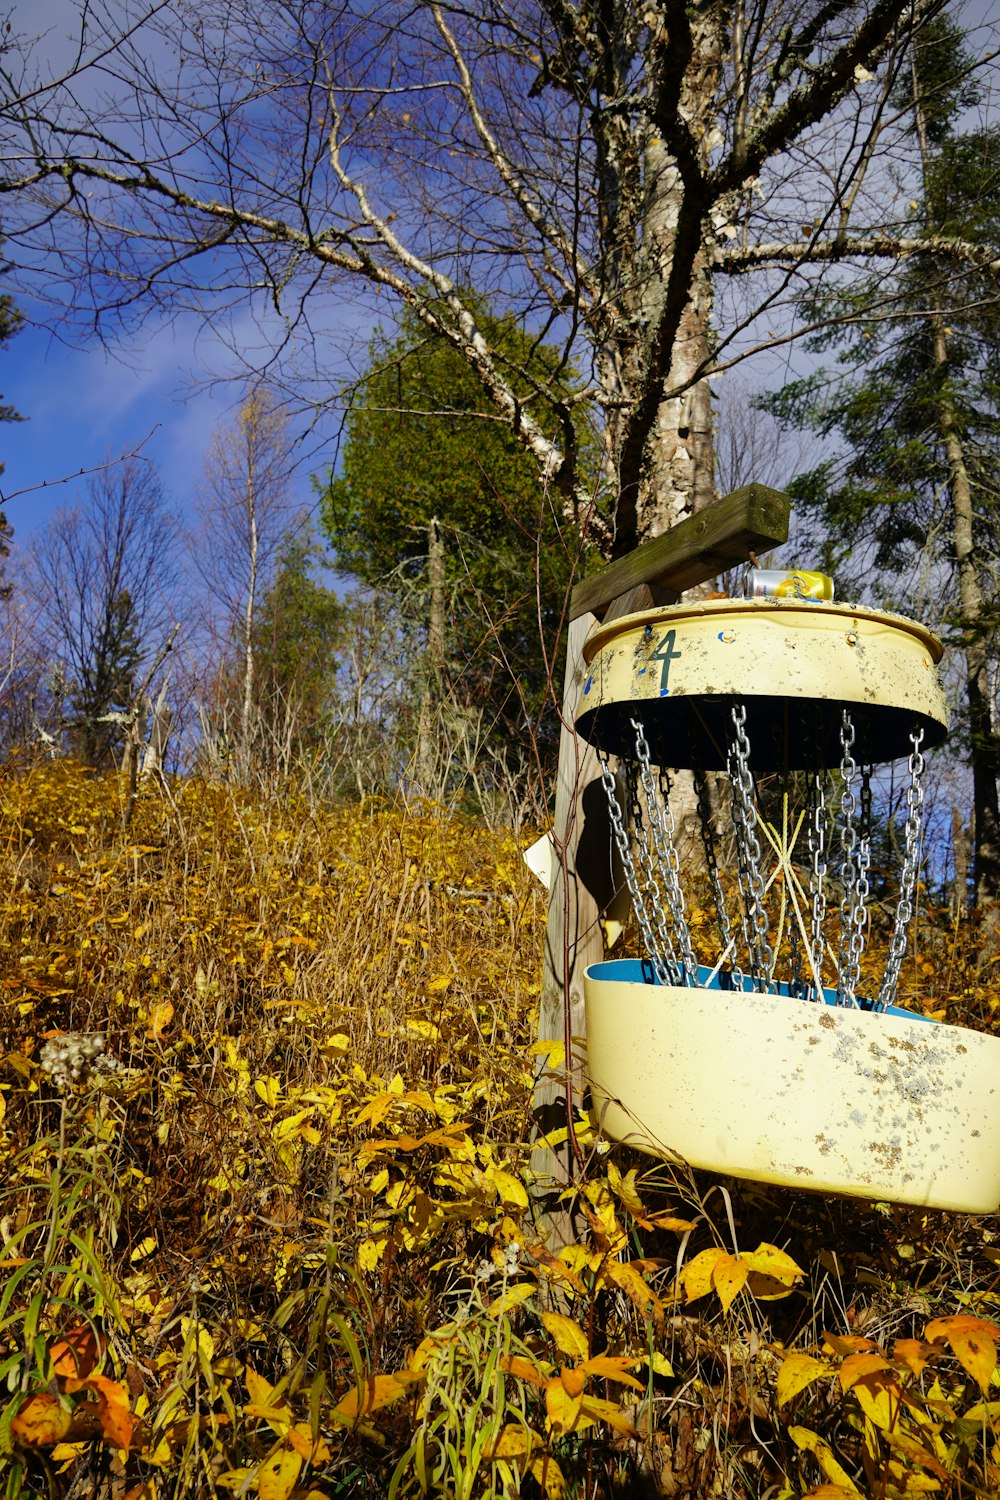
[533,485,790,1230]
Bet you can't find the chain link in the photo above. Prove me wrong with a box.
[878,726,926,1011]
[807,772,828,999]
[632,719,698,981]
[597,748,676,984]
[693,766,744,991]
[728,703,773,989]
[836,711,862,1007]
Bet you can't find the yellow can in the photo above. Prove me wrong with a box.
[745,568,834,600]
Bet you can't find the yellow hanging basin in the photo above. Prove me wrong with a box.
[585,961,1000,1212]
[576,597,948,769]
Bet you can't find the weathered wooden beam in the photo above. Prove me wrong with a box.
[569,483,790,622]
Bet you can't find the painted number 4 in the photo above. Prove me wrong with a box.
[653,629,682,695]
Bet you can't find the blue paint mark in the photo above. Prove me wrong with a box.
[637,667,646,676]
[583,675,592,695]
[659,687,669,697]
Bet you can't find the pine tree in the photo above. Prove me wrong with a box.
[320,304,598,776]
[763,14,1000,903]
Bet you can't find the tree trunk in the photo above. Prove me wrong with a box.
[932,319,1000,904]
[417,517,445,792]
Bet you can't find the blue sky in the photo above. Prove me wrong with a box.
[0,302,349,551]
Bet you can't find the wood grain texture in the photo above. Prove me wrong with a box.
[570,484,790,621]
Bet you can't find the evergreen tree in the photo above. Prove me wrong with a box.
[252,523,343,748]
[320,305,597,777]
[762,13,1000,903]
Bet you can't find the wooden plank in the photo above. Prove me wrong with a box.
[533,610,605,1230]
[570,483,790,621]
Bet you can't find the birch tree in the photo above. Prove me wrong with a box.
[193,389,296,772]
[0,0,991,563]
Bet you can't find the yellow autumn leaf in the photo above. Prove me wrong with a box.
[486,1282,536,1318]
[425,975,452,993]
[147,999,174,1042]
[404,1017,439,1040]
[926,1314,1000,1392]
[484,1422,538,1459]
[579,1393,639,1438]
[741,1242,805,1285]
[579,1355,645,1390]
[334,1372,420,1419]
[838,1351,895,1391]
[286,1422,332,1463]
[540,1312,588,1362]
[273,1108,314,1142]
[357,1237,389,1273]
[129,1235,158,1264]
[545,1375,583,1433]
[11,1393,73,1447]
[850,1371,903,1432]
[256,1447,302,1500]
[678,1247,728,1302]
[788,1425,861,1492]
[529,1452,567,1498]
[529,1038,565,1070]
[777,1352,834,1406]
[637,1352,673,1378]
[320,1033,350,1055]
[254,1076,281,1107]
[711,1252,749,1313]
[604,1260,662,1319]
[606,1162,647,1220]
[487,1167,528,1208]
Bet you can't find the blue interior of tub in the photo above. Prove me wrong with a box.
[586,958,937,1024]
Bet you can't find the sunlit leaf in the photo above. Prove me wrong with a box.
[484,1422,538,1459]
[712,1252,749,1313]
[545,1374,583,1433]
[606,1162,647,1220]
[741,1242,805,1285]
[254,1076,281,1107]
[540,1312,588,1362]
[925,1315,1000,1392]
[11,1393,73,1447]
[49,1326,101,1379]
[777,1353,834,1407]
[788,1425,861,1492]
[838,1352,895,1391]
[579,1393,639,1438]
[147,999,174,1042]
[529,1452,567,1498]
[256,1447,303,1500]
[578,1355,644,1390]
[333,1372,421,1419]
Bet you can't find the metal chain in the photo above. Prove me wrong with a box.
[807,772,828,1000]
[843,760,873,1007]
[693,766,744,991]
[626,760,686,982]
[728,703,774,989]
[596,748,675,984]
[836,711,862,1007]
[631,719,698,981]
[878,726,926,1011]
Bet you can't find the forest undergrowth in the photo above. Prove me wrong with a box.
[1,760,999,1500]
